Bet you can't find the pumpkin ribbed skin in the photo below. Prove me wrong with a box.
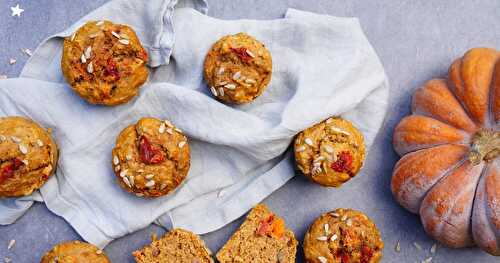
[392,48,500,256]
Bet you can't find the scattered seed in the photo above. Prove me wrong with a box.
[9,58,16,65]
[218,87,224,97]
[4,257,12,263]
[118,39,130,45]
[111,31,120,38]
[224,83,236,90]
[324,223,330,234]
[159,123,166,134]
[178,141,186,148]
[395,241,401,252]
[217,189,225,197]
[304,138,313,146]
[113,156,120,165]
[87,62,93,74]
[210,86,218,96]
[246,49,255,58]
[11,136,21,143]
[245,78,256,84]
[414,242,422,251]
[164,120,173,128]
[316,236,328,241]
[19,144,28,154]
[7,239,15,250]
[36,139,44,147]
[84,46,92,59]
[145,180,155,188]
[232,71,241,80]
[430,243,437,254]
[80,53,87,63]
[123,177,131,188]
[120,169,128,178]
[145,174,154,180]
[295,146,306,152]
[22,48,33,57]
[217,67,225,75]
[317,256,327,263]
[96,250,103,255]
[330,234,338,242]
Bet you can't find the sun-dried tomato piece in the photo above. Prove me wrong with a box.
[360,245,373,263]
[256,214,275,236]
[331,151,353,173]
[340,252,350,263]
[230,47,252,63]
[139,135,165,165]
[0,158,24,184]
[103,58,121,81]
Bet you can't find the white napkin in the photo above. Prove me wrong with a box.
[0,0,389,248]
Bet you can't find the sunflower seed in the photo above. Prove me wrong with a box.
[315,156,326,162]
[210,86,218,96]
[136,193,144,197]
[120,33,129,39]
[326,118,333,124]
[87,62,93,73]
[346,218,353,226]
[218,81,227,86]
[70,32,76,41]
[217,67,225,75]
[0,135,5,141]
[175,128,183,133]
[395,241,401,252]
[84,46,92,59]
[304,138,313,146]
[137,169,144,173]
[324,223,329,234]
[7,239,15,250]
[316,236,328,241]
[22,160,28,165]
[96,250,103,255]
[330,127,350,136]
[430,243,437,254]
[36,139,44,147]
[111,31,120,38]
[145,174,154,180]
[295,146,306,152]
[129,176,135,186]
[330,234,338,242]
[145,180,155,188]
[224,83,236,90]
[164,120,173,128]
[19,144,28,154]
[330,212,340,218]
[217,189,225,197]
[341,215,348,221]
[160,183,167,190]
[80,53,87,63]
[96,21,105,26]
[9,58,16,65]
[126,153,132,161]
[114,165,121,172]
[166,128,173,135]
[178,141,186,148]
[246,49,255,58]
[113,156,120,165]
[324,145,334,153]
[414,242,422,251]
[232,71,241,80]
[245,79,256,84]
[89,33,99,39]
[317,256,327,263]
[218,87,224,97]
[118,39,130,45]
[120,169,128,178]
[123,177,131,188]
[11,136,21,143]
[159,123,166,134]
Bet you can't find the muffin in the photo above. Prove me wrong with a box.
[40,240,110,263]
[62,20,149,105]
[203,32,272,104]
[0,116,58,197]
[133,228,213,263]
[294,117,365,187]
[303,209,384,263]
[216,204,298,263]
[112,117,190,198]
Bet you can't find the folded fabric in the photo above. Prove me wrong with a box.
[0,0,389,248]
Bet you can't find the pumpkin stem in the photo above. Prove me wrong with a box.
[469,129,500,165]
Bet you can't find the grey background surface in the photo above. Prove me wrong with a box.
[0,0,499,262]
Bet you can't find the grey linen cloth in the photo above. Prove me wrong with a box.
[0,0,389,248]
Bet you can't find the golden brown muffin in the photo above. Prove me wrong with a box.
[112,117,190,198]
[62,20,149,106]
[133,228,214,263]
[216,204,298,263]
[203,32,272,104]
[294,117,365,187]
[303,209,384,263]
[40,240,110,263]
[0,116,58,197]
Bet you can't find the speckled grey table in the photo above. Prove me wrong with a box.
[1,0,499,262]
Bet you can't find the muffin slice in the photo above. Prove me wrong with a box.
[133,228,213,263]
[216,204,298,263]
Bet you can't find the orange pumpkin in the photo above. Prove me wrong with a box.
[392,48,500,256]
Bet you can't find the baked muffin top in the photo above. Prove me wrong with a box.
[112,117,190,198]
[0,116,58,197]
[295,117,365,187]
[303,208,384,263]
[61,20,149,106]
[204,32,272,104]
[40,240,110,263]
